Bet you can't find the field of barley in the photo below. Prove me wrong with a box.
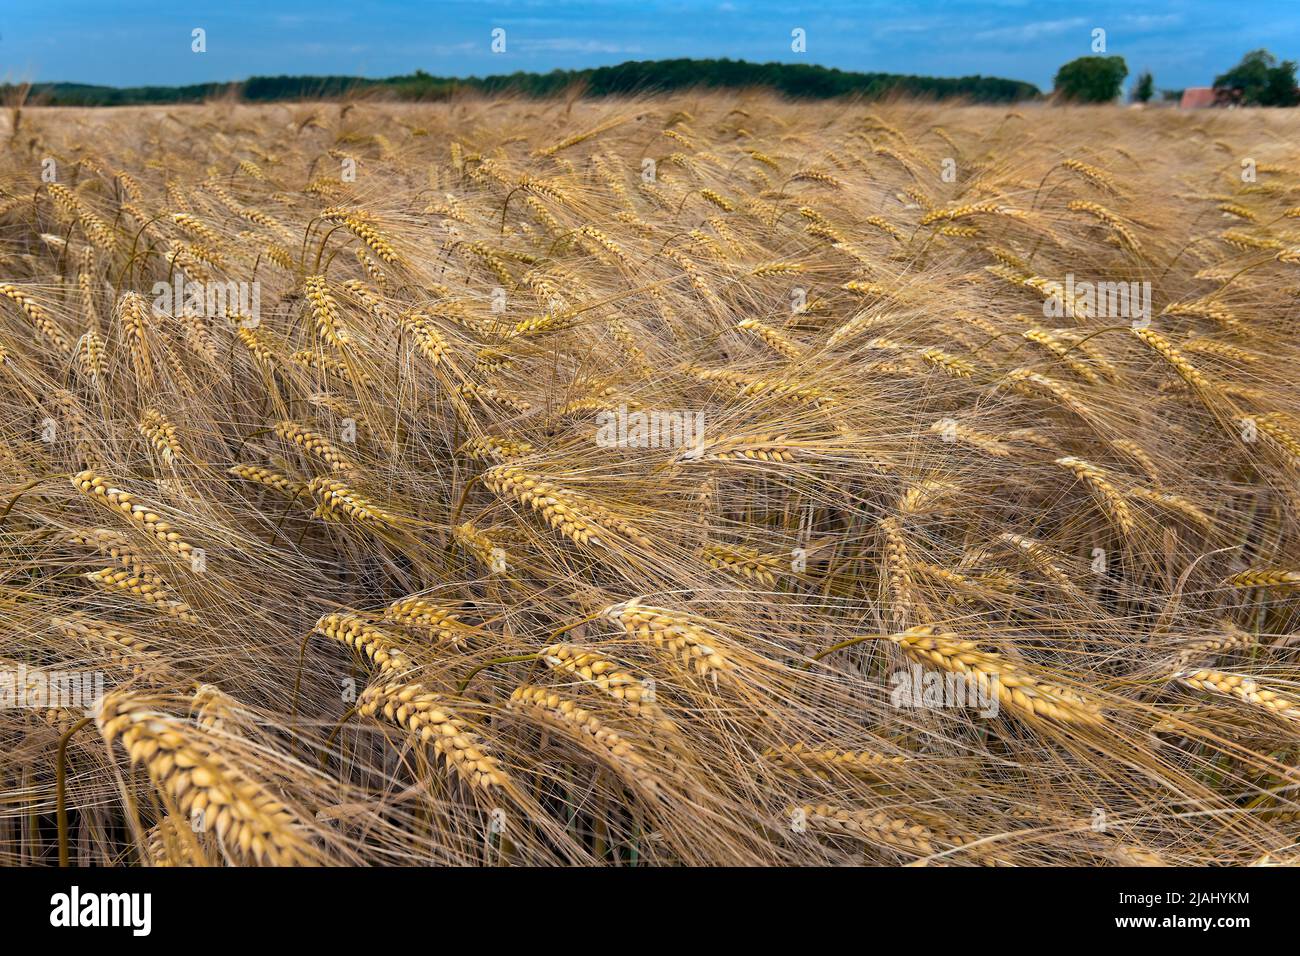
[2,95,1300,866]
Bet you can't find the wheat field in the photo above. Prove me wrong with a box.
[2,95,1300,866]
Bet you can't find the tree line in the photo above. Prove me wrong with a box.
[9,58,1040,106]
[1054,49,1299,105]
[12,50,1296,108]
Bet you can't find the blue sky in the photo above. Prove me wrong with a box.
[4,1,1298,92]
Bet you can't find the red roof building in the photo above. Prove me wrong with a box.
[1180,87,1217,108]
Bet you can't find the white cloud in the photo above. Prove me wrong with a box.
[515,38,643,54]
[974,17,1088,42]
[1122,14,1182,30]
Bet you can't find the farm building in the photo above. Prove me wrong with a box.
[1180,86,1217,108]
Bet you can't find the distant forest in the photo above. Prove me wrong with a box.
[8,58,1042,106]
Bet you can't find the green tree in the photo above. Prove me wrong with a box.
[1053,55,1128,102]
[1214,49,1299,106]
[1132,71,1154,103]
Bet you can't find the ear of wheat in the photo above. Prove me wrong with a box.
[882,627,1106,727]
[358,681,508,789]
[600,600,738,679]
[72,470,197,560]
[96,692,320,865]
